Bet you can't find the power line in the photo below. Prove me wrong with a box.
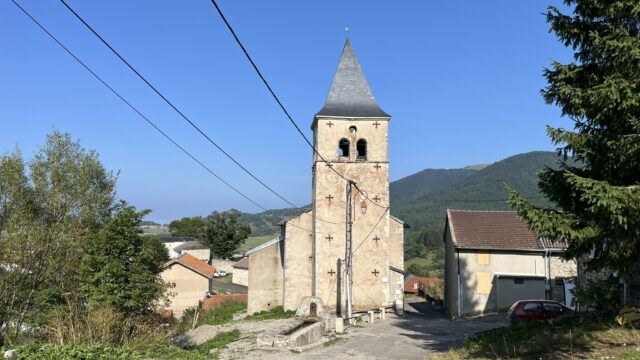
[57,0,345,226]
[207,0,387,210]
[7,0,269,212]
[351,207,389,256]
[10,0,344,237]
[57,0,299,211]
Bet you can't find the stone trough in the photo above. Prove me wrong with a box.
[256,296,327,348]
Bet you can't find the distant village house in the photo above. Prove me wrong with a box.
[161,253,216,317]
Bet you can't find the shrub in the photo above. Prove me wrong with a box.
[245,306,295,321]
[42,304,173,347]
[17,343,142,360]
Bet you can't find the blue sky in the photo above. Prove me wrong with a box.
[1,1,573,223]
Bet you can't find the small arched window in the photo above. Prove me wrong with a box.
[357,139,367,160]
[338,138,350,158]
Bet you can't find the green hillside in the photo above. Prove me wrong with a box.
[239,207,308,237]
[394,151,560,231]
[389,168,477,203]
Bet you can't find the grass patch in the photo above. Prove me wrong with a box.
[434,314,640,359]
[213,274,233,284]
[245,306,295,321]
[17,343,143,360]
[139,329,241,360]
[199,302,247,326]
[16,330,241,360]
[323,337,345,347]
[241,234,277,252]
[192,329,241,354]
[180,301,247,330]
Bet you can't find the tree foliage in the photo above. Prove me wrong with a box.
[0,131,117,344]
[510,1,640,276]
[80,204,167,316]
[203,210,251,259]
[168,216,206,239]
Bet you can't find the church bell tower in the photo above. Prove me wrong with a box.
[310,39,398,312]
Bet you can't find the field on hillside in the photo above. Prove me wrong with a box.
[241,234,278,252]
[142,225,171,237]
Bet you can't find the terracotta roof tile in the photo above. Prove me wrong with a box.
[164,253,215,279]
[404,275,443,293]
[448,210,547,250]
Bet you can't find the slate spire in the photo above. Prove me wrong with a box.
[316,39,389,118]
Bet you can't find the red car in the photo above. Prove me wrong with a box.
[507,300,573,324]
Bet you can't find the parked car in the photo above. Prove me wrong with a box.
[507,300,573,325]
[213,269,228,278]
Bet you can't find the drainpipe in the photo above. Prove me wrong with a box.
[543,251,549,300]
[456,249,462,318]
[547,251,553,300]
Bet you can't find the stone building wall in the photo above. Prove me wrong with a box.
[161,264,209,317]
[283,212,313,310]
[549,256,578,303]
[550,256,577,278]
[232,268,248,287]
[247,240,283,314]
[312,117,401,313]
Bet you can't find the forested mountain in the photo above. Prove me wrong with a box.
[239,207,309,236]
[239,151,563,260]
[389,168,477,203]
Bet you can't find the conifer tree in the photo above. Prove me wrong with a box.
[510,1,640,276]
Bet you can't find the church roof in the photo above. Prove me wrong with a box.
[315,39,390,119]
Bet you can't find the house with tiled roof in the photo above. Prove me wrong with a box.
[443,209,577,318]
[161,253,216,316]
[404,274,442,294]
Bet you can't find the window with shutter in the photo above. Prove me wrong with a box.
[476,272,492,294]
[477,252,490,265]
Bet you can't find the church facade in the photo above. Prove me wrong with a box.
[246,39,405,315]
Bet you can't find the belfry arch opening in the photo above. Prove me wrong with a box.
[339,138,350,158]
[357,139,367,160]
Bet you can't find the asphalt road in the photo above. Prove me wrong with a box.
[220,301,507,360]
[210,279,248,294]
